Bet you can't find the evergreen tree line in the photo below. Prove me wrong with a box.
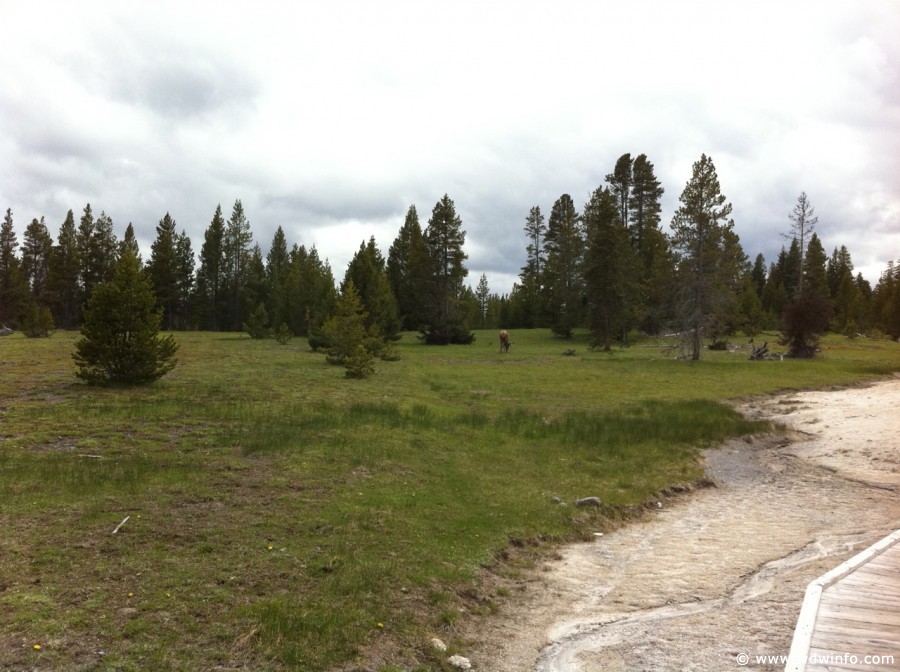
[2,155,899,347]
[0,195,481,345]
[504,153,900,350]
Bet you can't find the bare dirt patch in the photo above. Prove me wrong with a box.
[464,376,900,671]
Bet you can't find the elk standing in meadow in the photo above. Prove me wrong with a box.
[499,330,511,353]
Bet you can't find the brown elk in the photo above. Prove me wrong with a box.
[499,329,511,353]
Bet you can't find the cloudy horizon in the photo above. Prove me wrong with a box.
[2,0,898,294]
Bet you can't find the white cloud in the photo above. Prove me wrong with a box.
[1,0,897,291]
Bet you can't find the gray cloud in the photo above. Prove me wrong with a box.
[108,54,258,121]
[1,1,897,292]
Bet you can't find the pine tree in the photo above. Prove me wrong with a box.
[387,205,430,331]
[854,273,873,332]
[222,200,253,331]
[544,194,584,338]
[318,279,377,376]
[146,212,179,330]
[826,246,853,299]
[76,205,118,306]
[736,274,766,337]
[174,230,194,329]
[93,211,119,286]
[46,209,82,329]
[781,232,832,354]
[712,228,751,342]
[750,254,767,297]
[763,249,792,320]
[242,245,267,332]
[194,205,227,330]
[0,208,28,326]
[422,194,471,343]
[22,217,53,304]
[782,239,802,300]
[73,251,178,385]
[242,302,271,339]
[343,237,399,340]
[119,223,142,264]
[265,226,291,329]
[76,203,96,299]
[802,233,829,297]
[583,186,639,351]
[518,205,547,327]
[871,261,900,339]
[781,288,831,357]
[832,270,863,334]
[475,273,490,329]
[628,154,665,261]
[669,154,736,360]
[785,192,818,297]
[287,245,337,339]
[627,154,669,333]
[21,303,55,338]
[605,153,632,229]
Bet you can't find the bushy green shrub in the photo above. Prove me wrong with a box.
[344,344,375,379]
[243,303,271,339]
[22,304,55,338]
[274,323,293,344]
[73,252,178,385]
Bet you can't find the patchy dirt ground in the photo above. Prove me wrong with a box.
[464,376,900,671]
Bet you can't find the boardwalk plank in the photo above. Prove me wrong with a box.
[823,583,900,603]
[814,603,900,627]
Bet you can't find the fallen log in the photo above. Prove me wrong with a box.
[749,341,768,360]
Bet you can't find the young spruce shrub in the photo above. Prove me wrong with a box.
[344,344,375,379]
[318,280,379,378]
[72,251,178,385]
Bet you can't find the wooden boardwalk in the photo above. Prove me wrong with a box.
[786,530,900,671]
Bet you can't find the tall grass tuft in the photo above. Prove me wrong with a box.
[0,451,194,502]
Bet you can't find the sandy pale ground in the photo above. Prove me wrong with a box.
[464,376,900,671]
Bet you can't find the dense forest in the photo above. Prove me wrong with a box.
[2,153,899,351]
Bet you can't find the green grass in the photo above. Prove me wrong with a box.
[1,329,898,670]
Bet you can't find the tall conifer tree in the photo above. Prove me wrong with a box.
[583,187,639,350]
[119,223,142,264]
[222,200,253,331]
[669,154,736,360]
[605,153,633,229]
[387,205,431,331]
[544,194,584,338]
[422,194,471,343]
[785,192,818,297]
[22,217,53,304]
[195,204,227,330]
[174,230,194,329]
[0,208,28,325]
[518,205,547,327]
[147,212,179,330]
[47,209,82,328]
[344,237,399,340]
[265,226,291,329]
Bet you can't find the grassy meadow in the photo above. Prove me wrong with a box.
[1,329,899,671]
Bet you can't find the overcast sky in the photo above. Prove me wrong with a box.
[2,0,898,293]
